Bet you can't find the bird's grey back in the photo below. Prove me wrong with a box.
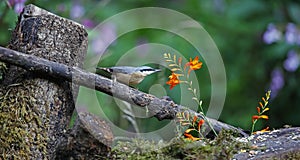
[109,66,137,74]
[98,66,156,74]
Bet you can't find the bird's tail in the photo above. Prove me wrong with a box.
[96,67,112,73]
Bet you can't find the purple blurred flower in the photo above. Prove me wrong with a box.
[82,19,95,29]
[8,0,26,5]
[8,0,27,14]
[263,23,282,44]
[269,68,284,99]
[14,3,25,14]
[285,23,299,45]
[91,23,117,55]
[283,50,299,72]
[70,3,85,19]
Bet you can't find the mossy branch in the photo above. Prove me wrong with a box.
[0,46,247,137]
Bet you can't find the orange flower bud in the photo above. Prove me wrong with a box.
[184,132,201,141]
[260,115,269,120]
[262,108,269,113]
[252,115,259,121]
[198,119,205,131]
[256,107,261,114]
[192,115,197,124]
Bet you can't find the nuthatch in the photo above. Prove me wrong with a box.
[96,66,161,85]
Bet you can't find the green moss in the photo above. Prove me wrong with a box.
[112,138,174,160]
[0,83,48,159]
[0,61,7,80]
[112,130,250,159]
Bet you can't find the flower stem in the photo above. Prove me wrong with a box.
[251,119,257,135]
[204,116,218,137]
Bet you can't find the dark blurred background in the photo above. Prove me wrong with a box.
[1,0,299,133]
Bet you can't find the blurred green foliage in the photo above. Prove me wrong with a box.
[1,0,300,135]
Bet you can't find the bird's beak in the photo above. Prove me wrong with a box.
[156,69,161,72]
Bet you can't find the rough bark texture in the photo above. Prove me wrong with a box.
[234,127,300,160]
[56,112,113,159]
[1,4,300,160]
[0,46,247,138]
[0,4,87,159]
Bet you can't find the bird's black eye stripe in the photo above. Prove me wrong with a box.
[140,69,154,72]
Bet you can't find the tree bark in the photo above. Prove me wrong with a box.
[0,46,248,138]
[2,3,299,160]
[0,4,247,159]
[56,112,113,159]
[0,4,87,159]
[234,127,300,160]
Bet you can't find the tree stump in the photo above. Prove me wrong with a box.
[0,4,87,159]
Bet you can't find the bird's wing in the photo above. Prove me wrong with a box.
[96,67,113,73]
[97,66,136,74]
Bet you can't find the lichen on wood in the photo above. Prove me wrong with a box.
[0,4,87,159]
[112,130,250,160]
[0,83,48,159]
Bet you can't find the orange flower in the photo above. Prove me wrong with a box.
[252,115,269,122]
[197,119,205,131]
[192,115,197,125]
[184,132,201,141]
[185,56,203,74]
[259,126,270,132]
[260,115,269,119]
[253,127,270,134]
[256,107,261,114]
[166,72,181,89]
[259,102,263,108]
[262,108,269,113]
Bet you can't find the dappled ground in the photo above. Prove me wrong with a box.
[113,128,300,159]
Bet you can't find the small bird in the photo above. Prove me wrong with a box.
[96,66,161,85]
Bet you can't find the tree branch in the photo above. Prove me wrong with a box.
[0,46,247,137]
